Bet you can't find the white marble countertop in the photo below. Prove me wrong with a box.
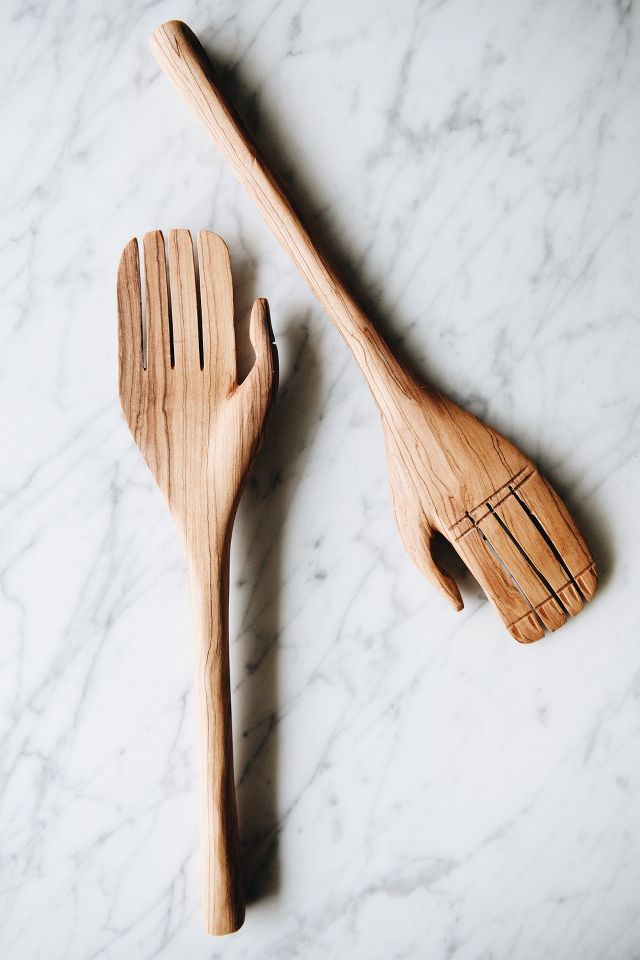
[2,1,639,957]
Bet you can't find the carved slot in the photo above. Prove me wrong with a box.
[164,238,175,369]
[508,485,585,602]
[465,511,545,631]
[192,236,205,370]
[485,503,570,618]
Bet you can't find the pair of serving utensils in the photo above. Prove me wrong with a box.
[117,21,596,935]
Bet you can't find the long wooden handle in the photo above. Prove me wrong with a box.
[149,20,410,404]
[190,540,244,935]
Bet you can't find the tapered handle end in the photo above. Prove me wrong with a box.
[149,19,200,64]
[149,20,225,129]
[203,876,245,936]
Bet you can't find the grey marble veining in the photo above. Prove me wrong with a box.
[1,0,639,957]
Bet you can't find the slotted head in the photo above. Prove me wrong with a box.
[117,228,277,532]
[384,398,597,644]
[450,469,596,642]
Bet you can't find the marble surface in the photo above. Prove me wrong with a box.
[2,0,639,957]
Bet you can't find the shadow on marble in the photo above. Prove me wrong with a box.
[197,42,440,391]
[232,299,318,904]
[431,530,482,604]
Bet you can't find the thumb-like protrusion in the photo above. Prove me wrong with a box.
[416,526,464,612]
[244,298,279,413]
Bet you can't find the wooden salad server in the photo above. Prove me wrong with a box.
[149,22,596,643]
[117,229,278,934]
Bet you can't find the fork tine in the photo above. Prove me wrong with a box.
[517,473,597,602]
[117,238,143,400]
[197,231,236,394]
[142,231,172,381]
[168,230,201,377]
[455,530,545,642]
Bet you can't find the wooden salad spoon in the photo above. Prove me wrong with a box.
[149,21,596,642]
[117,229,278,934]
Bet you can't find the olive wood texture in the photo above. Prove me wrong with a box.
[149,21,596,642]
[117,229,278,934]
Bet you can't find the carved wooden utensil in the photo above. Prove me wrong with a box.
[117,229,278,934]
[150,22,596,642]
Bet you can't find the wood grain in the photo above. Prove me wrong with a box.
[149,21,596,642]
[117,229,278,934]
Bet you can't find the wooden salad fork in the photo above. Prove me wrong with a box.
[149,21,596,643]
[117,229,278,934]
